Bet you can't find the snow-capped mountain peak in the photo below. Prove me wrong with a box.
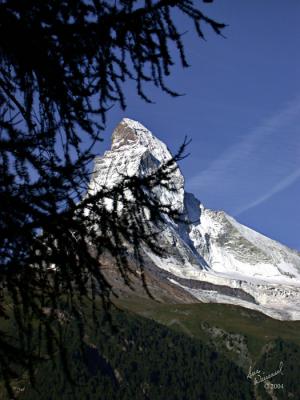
[89,119,300,320]
[89,118,185,211]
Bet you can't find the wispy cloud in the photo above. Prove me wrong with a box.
[234,168,300,216]
[187,97,300,215]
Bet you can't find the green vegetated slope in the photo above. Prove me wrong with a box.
[116,296,300,398]
[15,307,254,400]
[2,295,300,400]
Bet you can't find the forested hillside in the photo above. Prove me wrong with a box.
[11,308,254,400]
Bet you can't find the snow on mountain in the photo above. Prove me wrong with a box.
[89,118,184,212]
[90,118,300,320]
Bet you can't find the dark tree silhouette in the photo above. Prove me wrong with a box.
[0,0,225,396]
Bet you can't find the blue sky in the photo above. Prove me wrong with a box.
[98,1,300,250]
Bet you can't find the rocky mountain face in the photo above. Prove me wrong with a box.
[89,118,300,320]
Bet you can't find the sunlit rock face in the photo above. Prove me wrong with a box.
[89,118,300,320]
[89,118,185,212]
